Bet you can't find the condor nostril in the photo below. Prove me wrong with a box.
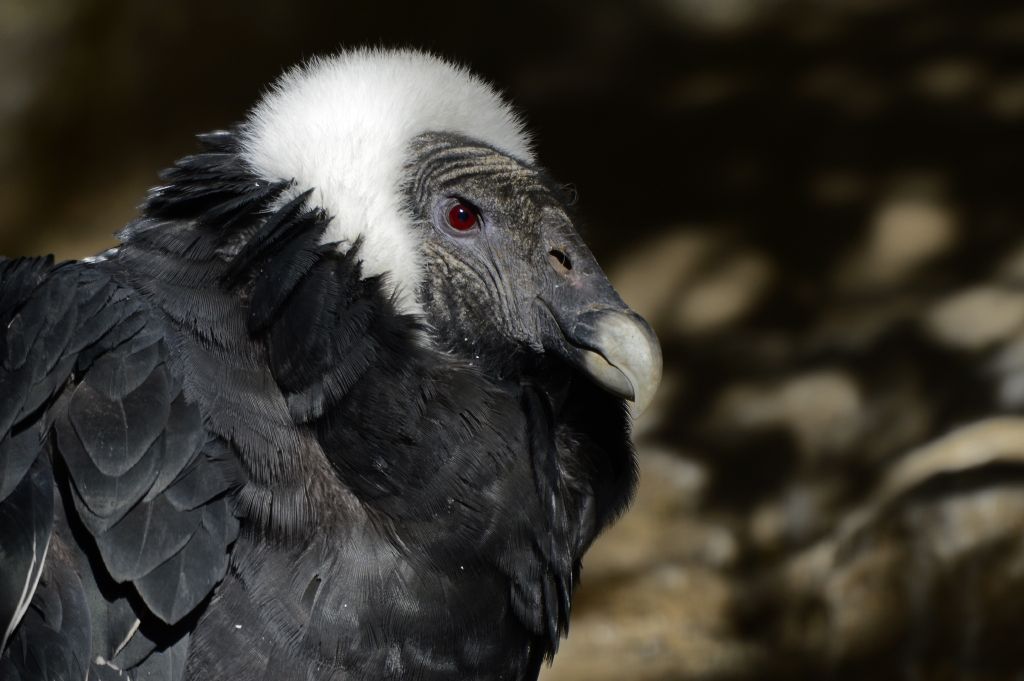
[548,248,572,274]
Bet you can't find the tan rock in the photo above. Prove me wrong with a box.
[670,251,773,335]
[543,566,760,681]
[837,191,957,291]
[609,230,715,331]
[711,369,865,458]
[925,285,1024,350]
[582,448,734,579]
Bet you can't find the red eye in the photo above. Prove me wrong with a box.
[446,202,478,231]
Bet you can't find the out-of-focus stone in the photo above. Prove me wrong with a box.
[924,285,1024,350]
[914,58,987,99]
[837,191,957,291]
[671,251,773,335]
[749,479,846,551]
[989,75,1024,119]
[610,230,772,337]
[853,377,935,463]
[912,486,1024,563]
[710,369,865,458]
[582,448,735,578]
[543,565,761,681]
[866,195,956,274]
[542,447,751,681]
[808,295,921,351]
[877,416,1024,504]
[773,534,907,660]
[609,230,715,331]
[996,241,1024,282]
[759,418,1024,671]
[990,336,1024,408]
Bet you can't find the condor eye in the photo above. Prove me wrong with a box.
[446,201,478,231]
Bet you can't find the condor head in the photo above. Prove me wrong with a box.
[407,133,661,414]
[240,49,660,413]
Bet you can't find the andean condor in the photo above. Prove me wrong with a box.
[0,48,661,681]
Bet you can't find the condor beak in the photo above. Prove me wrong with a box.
[541,297,662,415]
[561,308,662,415]
[571,309,662,414]
[534,220,662,414]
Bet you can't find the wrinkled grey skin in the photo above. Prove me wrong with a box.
[406,133,660,411]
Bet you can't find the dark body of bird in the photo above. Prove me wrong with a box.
[0,51,659,681]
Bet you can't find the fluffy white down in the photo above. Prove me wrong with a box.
[240,48,534,313]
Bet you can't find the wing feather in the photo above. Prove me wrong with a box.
[0,458,54,651]
[1,256,242,680]
[67,364,171,478]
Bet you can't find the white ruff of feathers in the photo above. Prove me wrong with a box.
[239,48,535,314]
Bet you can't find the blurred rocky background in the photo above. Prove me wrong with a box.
[4,0,1024,678]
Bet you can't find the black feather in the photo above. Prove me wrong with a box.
[0,126,636,681]
[93,494,201,583]
[57,413,162,522]
[134,502,234,623]
[0,457,54,651]
[0,424,42,502]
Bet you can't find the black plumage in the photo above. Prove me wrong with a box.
[0,86,655,678]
